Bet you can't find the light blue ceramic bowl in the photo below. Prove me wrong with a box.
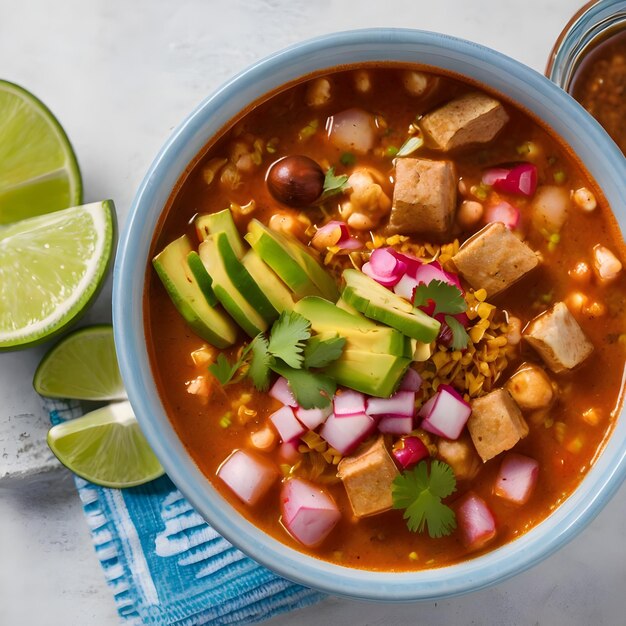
[113,29,626,601]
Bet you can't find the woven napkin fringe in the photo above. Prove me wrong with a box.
[45,398,323,625]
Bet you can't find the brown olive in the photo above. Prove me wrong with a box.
[266,155,325,208]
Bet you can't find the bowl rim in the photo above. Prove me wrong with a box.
[113,27,626,601]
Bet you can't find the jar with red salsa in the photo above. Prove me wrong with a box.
[548,0,626,152]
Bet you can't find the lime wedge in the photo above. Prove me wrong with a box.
[0,80,82,224]
[0,200,115,350]
[47,401,164,488]
[34,325,126,400]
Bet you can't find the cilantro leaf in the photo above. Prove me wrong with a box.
[413,280,467,317]
[303,335,346,368]
[445,315,470,351]
[248,334,271,391]
[320,167,349,201]
[207,353,235,385]
[270,361,336,409]
[392,461,457,538]
[208,343,253,386]
[268,311,311,368]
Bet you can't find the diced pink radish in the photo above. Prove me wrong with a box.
[334,389,367,417]
[414,261,462,289]
[281,478,341,547]
[270,377,297,407]
[482,163,537,197]
[319,412,376,455]
[270,405,306,442]
[494,453,539,505]
[296,404,332,430]
[326,108,377,154]
[278,440,301,464]
[418,385,471,440]
[367,391,415,417]
[484,201,520,230]
[388,249,422,277]
[455,492,497,551]
[392,436,430,469]
[378,415,414,435]
[393,273,419,300]
[399,368,422,392]
[362,248,407,287]
[217,450,278,505]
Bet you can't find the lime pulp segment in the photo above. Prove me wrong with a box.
[47,400,164,488]
[0,80,82,224]
[0,200,115,349]
[34,325,126,400]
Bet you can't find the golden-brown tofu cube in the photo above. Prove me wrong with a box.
[436,434,481,481]
[420,92,509,152]
[337,435,399,518]
[451,222,539,297]
[389,157,457,235]
[505,362,555,411]
[467,389,529,462]
[523,302,594,373]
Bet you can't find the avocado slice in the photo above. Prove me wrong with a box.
[245,219,338,301]
[294,296,410,357]
[195,209,245,259]
[242,249,295,313]
[199,233,273,337]
[187,250,218,306]
[342,269,441,343]
[152,235,237,348]
[322,348,411,397]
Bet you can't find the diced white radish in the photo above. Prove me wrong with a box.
[269,376,297,407]
[367,391,416,417]
[278,440,302,464]
[378,415,414,435]
[393,273,419,300]
[418,385,471,440]
[494,453,539,505]
[296,404,332,430]
[270,405,306,442]
[456,492,497,551]
[319,412,376,455]
[281,478,341,547]
[399,368,422,392]
[334,389,367,416]
[217,450,278,506]
[326,108,377,154]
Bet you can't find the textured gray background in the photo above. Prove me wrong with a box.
[1,1,625,624]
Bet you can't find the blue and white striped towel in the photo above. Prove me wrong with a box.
[47,399,324,625]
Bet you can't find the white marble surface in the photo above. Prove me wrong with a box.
[1,0,625,624]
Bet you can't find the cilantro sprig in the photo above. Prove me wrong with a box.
[208,311,345,409]
[392,460,457,538]
[319,167,349,201]
[413,280,470,350]
[413,280,466,317]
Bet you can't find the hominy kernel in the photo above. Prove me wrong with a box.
[572,187,597,212]
[568,261,591,283]
[582,408,601,426]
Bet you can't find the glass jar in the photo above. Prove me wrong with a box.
[548,0,626,152]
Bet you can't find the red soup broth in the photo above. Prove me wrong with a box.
[145,65,626,571]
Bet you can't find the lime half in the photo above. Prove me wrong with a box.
[47,401,164,488]
[0,200,115,350]
[0,80,82,224]
[34,325,126,400]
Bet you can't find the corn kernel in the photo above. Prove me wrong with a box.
[565,436,584,454]
[408,551,419,561]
